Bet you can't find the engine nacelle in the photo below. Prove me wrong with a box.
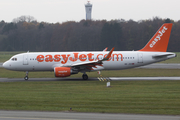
[54,67,78,77]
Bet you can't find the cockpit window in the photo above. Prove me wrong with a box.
[11,58,17,61]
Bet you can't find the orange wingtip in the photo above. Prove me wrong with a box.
[103,47,108,52]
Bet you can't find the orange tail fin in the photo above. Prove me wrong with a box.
[139,23,173,52]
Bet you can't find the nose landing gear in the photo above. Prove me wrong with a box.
[24,71,29,80]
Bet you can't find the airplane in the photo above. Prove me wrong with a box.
[3,23,176,80]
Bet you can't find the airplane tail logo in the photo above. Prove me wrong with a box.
[139,23,173,52]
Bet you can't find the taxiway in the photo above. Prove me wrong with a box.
[0,110,180,120]
[1,77,180,82]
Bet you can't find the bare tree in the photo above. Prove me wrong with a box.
[12,15,37,23]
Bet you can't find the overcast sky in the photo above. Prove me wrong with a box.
[1,0,180,23]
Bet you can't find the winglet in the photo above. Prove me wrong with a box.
[103,47,108,52]
[139,23,173,52]
[102,47,114,61]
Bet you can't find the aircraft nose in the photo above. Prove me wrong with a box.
[3,61,9,69]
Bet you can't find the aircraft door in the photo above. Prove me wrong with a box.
[138,53,143,63]
[23,54,28,65]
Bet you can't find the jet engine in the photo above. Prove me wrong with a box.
[54,67,78,77]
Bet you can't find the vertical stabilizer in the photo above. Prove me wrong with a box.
[139,23,173,52]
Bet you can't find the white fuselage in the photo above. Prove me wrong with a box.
[3,51,176,72]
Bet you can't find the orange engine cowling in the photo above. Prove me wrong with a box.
[54,67,71,77]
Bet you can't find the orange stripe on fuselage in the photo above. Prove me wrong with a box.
[36,53,123,64]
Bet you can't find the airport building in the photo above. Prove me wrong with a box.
[85,1,92,20]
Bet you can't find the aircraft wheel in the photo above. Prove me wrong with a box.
[82,74,88,80]
[24,76,28,80]
[24,71,29,80]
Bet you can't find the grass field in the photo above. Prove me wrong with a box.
[0,68,180,115]
[0,81,180,115]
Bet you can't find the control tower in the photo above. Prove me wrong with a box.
[85,1,92,20]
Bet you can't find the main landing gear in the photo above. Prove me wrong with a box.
[24,71,29,80]
[82,73,88,80]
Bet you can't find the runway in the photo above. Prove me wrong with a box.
[1,77,180,82]
[0,110,179,120]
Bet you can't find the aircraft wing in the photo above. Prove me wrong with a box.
[70,47,114,71]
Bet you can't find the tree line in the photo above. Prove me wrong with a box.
[0,16,179,52]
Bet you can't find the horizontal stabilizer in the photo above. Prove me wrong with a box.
[152,53,176,59]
